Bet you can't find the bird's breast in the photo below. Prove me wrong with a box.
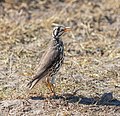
[58,45,64,53]
[48,43,64,77]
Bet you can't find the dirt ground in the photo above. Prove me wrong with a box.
[0,0,120,115]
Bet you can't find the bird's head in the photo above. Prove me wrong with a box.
[52,26,71,39]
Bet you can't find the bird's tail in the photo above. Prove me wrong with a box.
[27,70,47,89]
[27,78,39,89]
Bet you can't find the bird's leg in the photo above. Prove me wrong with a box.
[46,77,55,96]
[50,76,56,95]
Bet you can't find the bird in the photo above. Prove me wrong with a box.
[27,25,71,96]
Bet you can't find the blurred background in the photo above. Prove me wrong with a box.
[0,0,120,101]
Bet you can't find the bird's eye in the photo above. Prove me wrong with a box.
[61,29,64,32]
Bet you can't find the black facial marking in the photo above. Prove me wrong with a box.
[56,26,60,36]
[53,29,56,37]
[53,26,65,38]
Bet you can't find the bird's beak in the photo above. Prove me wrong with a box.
[64,27,71,32]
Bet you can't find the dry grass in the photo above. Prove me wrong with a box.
[0,0,120,115]
[0,0,120,99]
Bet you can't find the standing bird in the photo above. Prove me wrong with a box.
[27,25,71,95]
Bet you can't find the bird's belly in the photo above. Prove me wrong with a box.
[49,53,64,77]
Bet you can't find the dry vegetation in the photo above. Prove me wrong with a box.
[0,0,120,115]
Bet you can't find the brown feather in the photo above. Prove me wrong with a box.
[27,40,61,89]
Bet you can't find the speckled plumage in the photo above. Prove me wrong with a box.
[27,26,70,93]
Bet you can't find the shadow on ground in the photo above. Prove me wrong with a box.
[30,92,120,106]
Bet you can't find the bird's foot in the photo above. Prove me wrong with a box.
[44,92,56,98]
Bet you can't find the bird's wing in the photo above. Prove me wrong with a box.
[27,42,59,89]
[37,45,59,75]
